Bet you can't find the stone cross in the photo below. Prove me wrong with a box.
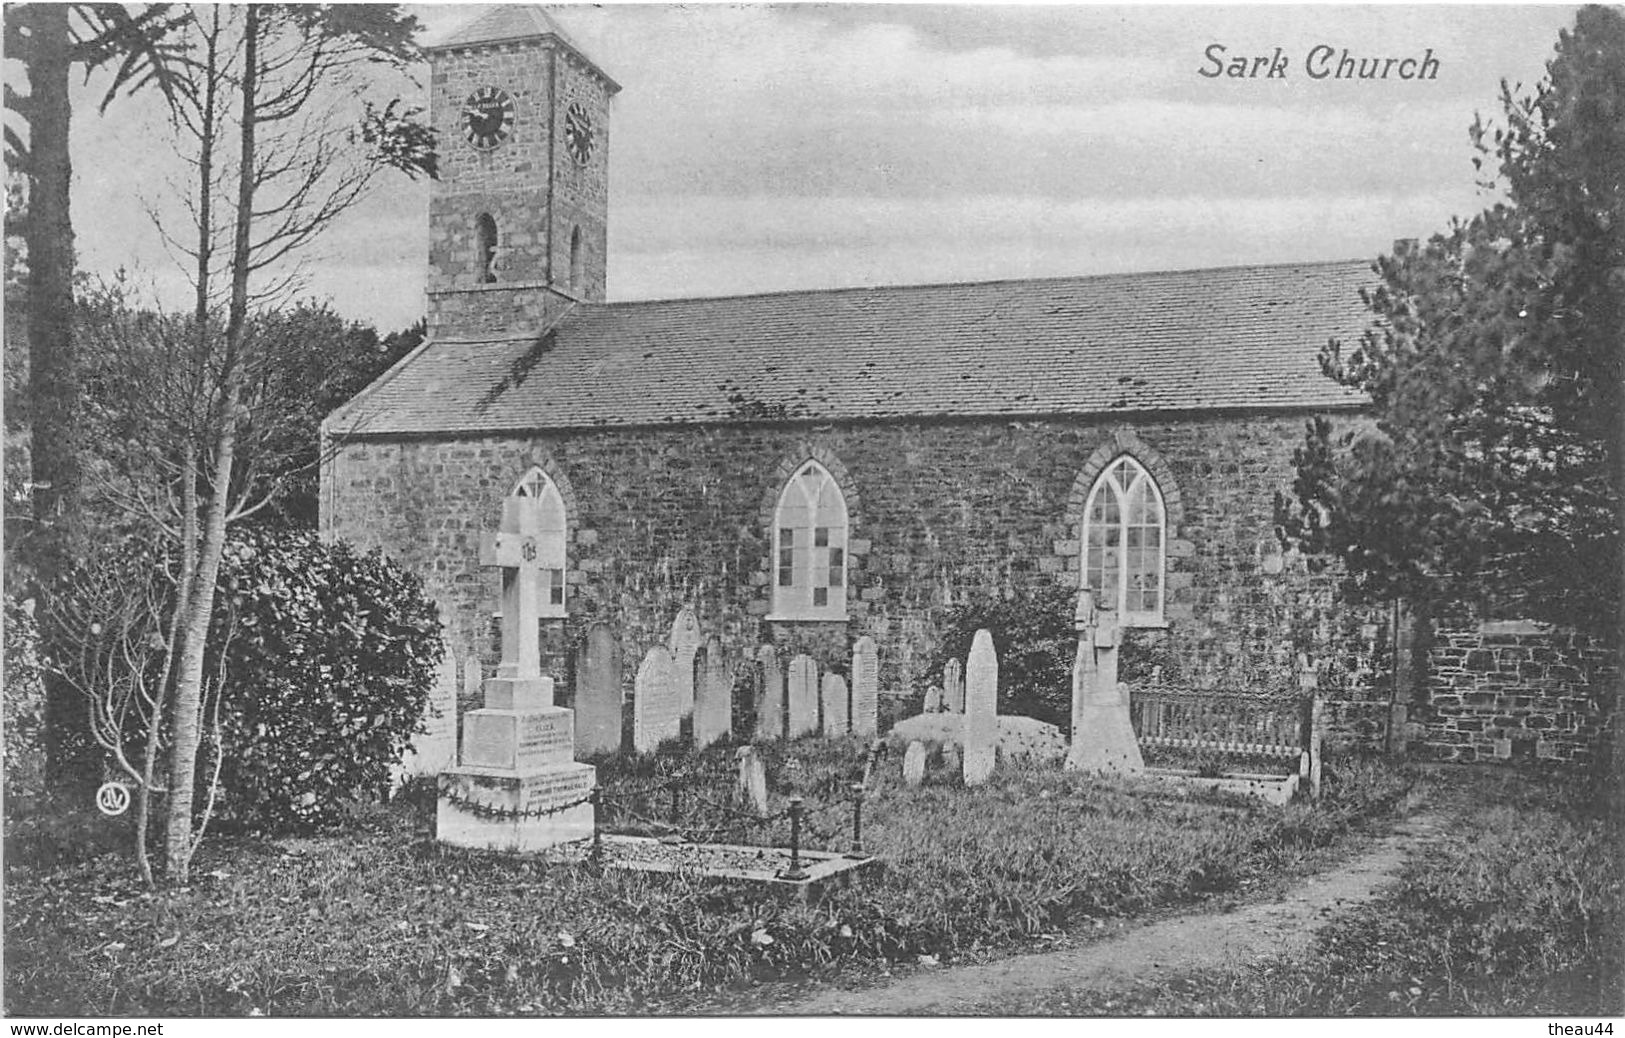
[1065,590,1143,774]
[479,495,546,684]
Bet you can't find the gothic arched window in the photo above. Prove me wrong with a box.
[476,212,499,283]
[1082,455,1165,626]
[770,461,848,620]
[512,467,567,616]
[569,225,584,293]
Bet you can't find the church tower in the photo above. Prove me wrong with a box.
[425,7,618,339]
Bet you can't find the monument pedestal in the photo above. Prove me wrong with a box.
[436,679,599,852]
[1064,599,1145,776]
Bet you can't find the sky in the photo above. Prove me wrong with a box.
[52,3,1581,333]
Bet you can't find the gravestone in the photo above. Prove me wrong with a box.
[668,607,702,720]
[395,650,460,785]
[633,645,681,752]
[943,658,965,713]
[694,636,731,749]
[1065,592,1144,775]
[462,656,482,701]
[735,745,770,816]
[573,622,622,756]
[902,740,927,787]
[851,636,879,736]
[787,655,820,738]
[962,629,998,786]
[821,674,850,737]
[753,646,785,741]
[438,497,596,851]
[923,685,943,713]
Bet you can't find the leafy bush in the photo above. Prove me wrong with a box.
[2,597,48,800]
[928,581,1076,729]
[210,531,443,831]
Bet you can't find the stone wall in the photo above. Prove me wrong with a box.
[1412,620,1617,766]
[322,411,1395,742]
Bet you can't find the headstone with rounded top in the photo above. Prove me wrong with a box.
[902,740,928,787]
[668,607,702,719]
[573,622,623,756]
[851,636,879,736]
[754,646,785,741]
[787,655,819,738]
[821,674,850,736]
[633,645,680,753]
[923,685,943,713]
[962,629,998,786]
[694,636,731,749]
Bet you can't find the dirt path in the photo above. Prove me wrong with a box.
[764,809,1449,1016]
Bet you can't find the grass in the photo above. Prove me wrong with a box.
[975,765,1624,1016]
[4,740,1411,1016]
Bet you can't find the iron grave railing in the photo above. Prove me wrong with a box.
[1129,683,1316,774]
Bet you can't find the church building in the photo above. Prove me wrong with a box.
[321,7,1609,765]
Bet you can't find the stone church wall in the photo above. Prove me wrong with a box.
[323,410,1396,745]
[1411,620,1616,766]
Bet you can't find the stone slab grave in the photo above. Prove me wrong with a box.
[754,646,785,741]
[821,673,850,736]
[438,496,595,851]
[850,636,879,736]
[943,658,965,713]
[787,654,820,738]
[590,835,880,904]
[693,636,731,749]
[1065,591,1144,776]
[574,622,623,756]
[633,645,680,752]
[668,607,703,721]
[962,629,998,786]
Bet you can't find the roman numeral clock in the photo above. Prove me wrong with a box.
[463,85,515,150]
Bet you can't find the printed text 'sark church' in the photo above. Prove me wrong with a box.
[321,6,1606,764]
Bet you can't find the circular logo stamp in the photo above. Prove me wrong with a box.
[96,781,132,817]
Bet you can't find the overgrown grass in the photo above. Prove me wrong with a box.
[985,766,1624,1016]
[4,743,1411,1016]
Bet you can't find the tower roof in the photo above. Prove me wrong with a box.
[427,5,618,90]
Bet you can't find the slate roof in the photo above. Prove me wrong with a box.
[328,260,1374,439]
[427,5,619,90]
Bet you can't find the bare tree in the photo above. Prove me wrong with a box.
[74,3,434,883]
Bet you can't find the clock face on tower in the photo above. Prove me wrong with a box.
[563,102,594,164]
[463,86,515,150]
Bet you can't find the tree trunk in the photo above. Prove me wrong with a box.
[163,4,260,884]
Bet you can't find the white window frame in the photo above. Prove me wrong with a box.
[510,467,568,619]
[767,460,849,621]
[1081,455,1167,627]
